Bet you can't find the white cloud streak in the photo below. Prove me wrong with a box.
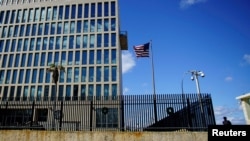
[243,54,250,64]
[179,0,207,9]
[122,51,136,74]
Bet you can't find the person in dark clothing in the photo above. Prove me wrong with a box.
[222,117,232,125]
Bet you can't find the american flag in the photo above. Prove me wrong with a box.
[133,42,150,57]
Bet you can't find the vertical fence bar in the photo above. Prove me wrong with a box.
[121,95,124,131]
[59,101,63,131]
[90,100,93,131]
[30,101,35,128]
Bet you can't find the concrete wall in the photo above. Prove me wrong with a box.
[0,130,208,141]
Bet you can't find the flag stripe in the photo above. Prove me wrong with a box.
[133,42,150,57]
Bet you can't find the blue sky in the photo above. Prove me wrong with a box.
[119,0,250,125]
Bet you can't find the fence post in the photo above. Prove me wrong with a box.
[30,101,35,128]
[121,95,124,131]
[59,101,63,131]
[90,100,93,131]
[153,95,157,123]
[187,98,193,130]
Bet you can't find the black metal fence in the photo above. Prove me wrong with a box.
[0,93,216,131]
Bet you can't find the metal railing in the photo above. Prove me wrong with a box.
[0,93,216,131]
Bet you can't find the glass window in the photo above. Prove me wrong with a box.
[9,86,15,101]
[23,38,28,51]
[19,25,25,36]
[77,21,82,33]
[40,53,45,66]
[70,21,75,33]
[96,66,101,82]
[11,39,16,52]
[16,10,22,23]
[47,52,52,66]
[34,53,39,66]
[11,10,17,23]
[40,8,45,21]
[89,50,94,64]
[54,52,59,65]
[45,71,50,83]
[16,86,22,101]
[68,51,73,65]
[112,66,117,81]
[90,34,95,48]
[44,85,49,100]
[51,23,56,34]
[57,22,62,34]
[3,86,9,101]
[58,6,63,20]
[25,69,31,83]
[44,23,49,35]
[36,38,41,50]
[22,9,28,23]
[26,24,31,36]
[76,35,81,48]
[61,52,66,66]
[97,34,102,47]
[2,55,7,67]
[83,20,88,32]
[111,33,116,47]
[73,85,78,100]
[37,86,42,101]
[46,7,52,20]
[34,8,40,22]
[97,50,102,64]
[65,5,69,19]
[32,69,37,83]
[12,70,17,84]
[81,67,86,82]
[17,39,22,51]
[88,84,93,100]
[38,23,43,35]
[97,3,102,17]
[30,86,35,101]
[104,2,109,16]
[104,33,109,47]
[104,84,109,99]
[18,69,24,84]
[82,50,87,64]
[31,24,37,36]
[111,49,116,64]
[69,36,74,49]
[90,20,95,32]
[91,3,95,17]
[63,36,67,49]
[5,70,11,84]
[27,53,33,67]
[14,25,18,37]
[4,40,10,52]
[0,11,4,24]
[104,19,109,31]
[52,6,57,20]
[23,86,28,101]
[58,85,64,100]
[8,26,13,37]
[49,37,54,50]
[111,18,116,31]
[64,22,69,33]
[111,2,116,16]
[56,36,61,49]
[28,9,34,22]
[97,19,102,32]
[104,66,109,82]
[66,85,71,100]
[1,26,7,38]
[59,69,65,83]
[83,35,88,48]
[39,69,44,83]
[14,54,20,67]
[4,11,10,24]
[30,38,35,50]
[96,84,101,100]
[78,4,82,18]
[42,37,48,50]
[8,54,14,67]
[67,68,72,82]
[74,67,79,82]
[104,49,109,64]
[75,51,80,65]
[21,53,26,67]
[51,85,56,100]
[0,70,5,84]
[81,85,86,100]
[84,4,89,18]
[89,67,94,82]
[71,5,76,19]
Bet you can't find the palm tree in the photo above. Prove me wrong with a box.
[46,63,65,130]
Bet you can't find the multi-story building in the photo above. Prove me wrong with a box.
[0,0,128,130]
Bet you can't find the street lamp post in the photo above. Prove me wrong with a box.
[188,70,206,128]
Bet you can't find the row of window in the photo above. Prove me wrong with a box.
[0,2,116,24]
[1,49,117,68]
[1,18,116,38]
[0,83,118,101]
[0,33,117,53]
[0,66,117,84]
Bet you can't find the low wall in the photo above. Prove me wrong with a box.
[0,130,208,141]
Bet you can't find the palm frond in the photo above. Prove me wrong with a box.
[46,68,55,72]
[57,65,65,72]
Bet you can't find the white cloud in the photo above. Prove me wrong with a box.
[122,51,136,74]
[179,0,207,9]
[225,76,233,82]
[243,54,250,64]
